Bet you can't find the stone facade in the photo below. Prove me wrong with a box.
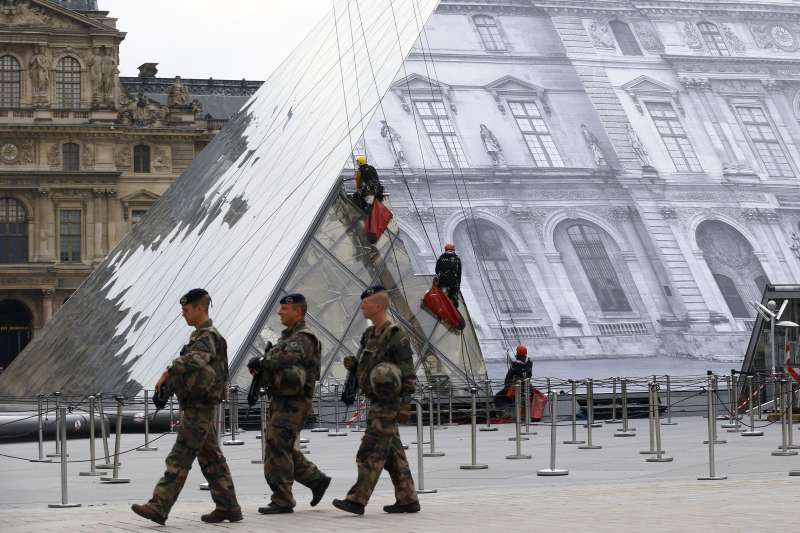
[0,0,259,367]
[354,0,800,364]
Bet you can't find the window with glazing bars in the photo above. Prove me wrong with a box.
[566,224,631,312]
[134,145,151,173]
[698,22,730,56]
[609,21,643,56]
[473,15,505,51]
[508,101,563,167]
[414,101,468,168]
[59,209,81,262]
[734,106,793,178]
[55,57,81,109]
[62,143,79,172]
[713,274,749,318]
[0,55,21,108]
[645,101,702,172]
[0,198,27,263]
[475,223,531,313]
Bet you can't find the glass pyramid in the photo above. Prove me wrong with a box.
[0,0,487,397]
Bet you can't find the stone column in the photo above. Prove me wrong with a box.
[41,288,55,325]
[545,252,589,334]
[681,79,739,172]
[36,188,55,263]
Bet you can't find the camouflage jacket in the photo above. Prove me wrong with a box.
[260,321,321,399]
[355,320,415,403]
[167,319,228,406]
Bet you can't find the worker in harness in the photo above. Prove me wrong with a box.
[435,243,461,308]
[353,155,384,213]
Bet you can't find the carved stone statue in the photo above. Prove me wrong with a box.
[379,120,408,168]
[626,124,651,167]
[133,91,149,124]
[587,20,615,49]
[480,124,506,167]
[29,46,50,103]
[581,124,606,167]
[90,47,117,106]
[167,76,191,107]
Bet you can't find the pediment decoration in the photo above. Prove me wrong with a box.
[0,0,114,31]
[120,189,160,219]
[486,75,550,114]
[391,73,455,113]
[621,75,683,114]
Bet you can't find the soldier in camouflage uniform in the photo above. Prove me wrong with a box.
[333,286,420,515]
[132,289,242,525]
[247,293,331,514]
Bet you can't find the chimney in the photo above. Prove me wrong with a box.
[138,63,159,78]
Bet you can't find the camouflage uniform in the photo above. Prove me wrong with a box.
[259,320,326,509]
[344,320,418,507]
[147,320,240,518]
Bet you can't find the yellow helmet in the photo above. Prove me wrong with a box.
[356,155,368,166]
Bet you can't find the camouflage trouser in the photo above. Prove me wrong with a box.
[149,405,239,517]
[345,401,418,506]
[265,396,325,508]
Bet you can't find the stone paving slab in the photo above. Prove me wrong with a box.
[1,416,798,531]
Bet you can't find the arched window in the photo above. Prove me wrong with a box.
[55,57,81,109]
[0,198,28,263]
[474,222,530,313]
[609,21,643,56]
[697,220,766,319]
[565,224,631,312]
[63,142,79,171]
[134,145,150,173]
[697,22,730,56]
[0,55,21,108]
[473,15,505,51]
[0,299,33,368]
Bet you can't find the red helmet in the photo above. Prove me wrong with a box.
[444,243,455,252]
[516,345,528,357]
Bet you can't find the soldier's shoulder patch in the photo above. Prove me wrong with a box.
[192,336,213,354]
[285,340,303,353]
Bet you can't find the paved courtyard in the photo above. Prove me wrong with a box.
[0,415,797,532]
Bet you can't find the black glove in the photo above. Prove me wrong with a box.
[247,356,263,373]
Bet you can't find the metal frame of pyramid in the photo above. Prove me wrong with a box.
[0,0,487,397]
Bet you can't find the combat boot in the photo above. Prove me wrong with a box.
[201,508,243,523]
[383,501,421,513]
[258,503,294,515]
[131,503,166,525]
[309,474,332,507]
[332,498,365,515]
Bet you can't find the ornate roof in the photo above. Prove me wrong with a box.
[49,0,98,11]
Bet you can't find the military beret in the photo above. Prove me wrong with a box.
[280,293,306,305]
[360,285,387,300]
[180,288,209,305]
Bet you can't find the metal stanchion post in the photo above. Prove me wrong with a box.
[662,375,677,425]
[727,372,742,433]
[507,379,530,442]
[425,387,445,457]
[223,386,245,445]
[721,375,737,429]
[605,377,620,424]
[506,379,531,460]
[252,389,267,464]
[460,387,488,470]
[446,384,458,426]
[47,391,62,458]
[703,375,727,445]
[563,381,584,445]
[311,381,329,433]
[480,379,497,432]
[138,389,158,451]
[741,375,764,437]
[640,380,659,455]
[351,393,364,433]
[31,393,51,463]
[80,396,102,476]
[579,379,602,450]
[538,390,569,476]
[645,383,672,462]
[435,386,445,430]
[698,376,726,480]
[101,396,131,483]
[328,384,348,436]
[788,381,798,449]
[96,394,113,470]
[521,377,536,436]
[615,379,636,437]
[772,379,797,456]
[48,406,81,508]
[414,398,437,494]
[756,374,765,420]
